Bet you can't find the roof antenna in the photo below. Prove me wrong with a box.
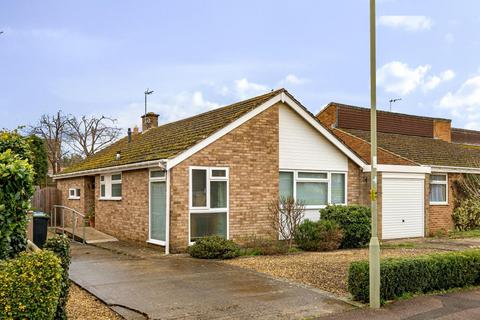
[144,88,154,116]
[389,98,402,112]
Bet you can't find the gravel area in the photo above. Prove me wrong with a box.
[224,248,445,297]
[67,283,123,320]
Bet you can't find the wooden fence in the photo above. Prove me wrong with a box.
[32,186,61,217]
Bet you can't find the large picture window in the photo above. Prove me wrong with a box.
[99,173,122,200]
[279,170,347,207]
[430,174,448,205]
[189,167,228,242]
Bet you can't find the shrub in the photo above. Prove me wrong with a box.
[320,205,371,248]
[452,198,480,231]
[348,250,480,303]
[45,235,71,320]
[188,236,240,259]
[0,250,63,319]
[241,235,289,255]
[0,150,35,259]
[294,220,343,251]
[268,196,305,248]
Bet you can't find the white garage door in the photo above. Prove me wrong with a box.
[382,173,425,240]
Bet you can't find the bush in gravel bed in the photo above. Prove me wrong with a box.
[188,236,240,259]
[0,250,63,319]
[452,198,480,231]
[240,236,289,256]
[348,250,480,303]
[294,220,343,251]
[45,235,71,320]
[320,205,371,249]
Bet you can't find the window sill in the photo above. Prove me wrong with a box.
[430,202,448,206]
[68,197,80,200]
[99,197,122,201]
[147,239,165,246]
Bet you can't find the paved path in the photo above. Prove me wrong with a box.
[318,288,480,320]
[70,243,354,319]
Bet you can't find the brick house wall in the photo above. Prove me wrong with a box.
[427,173,460,235]
[94,169,149,242]
[169,104,280,251]
[57,176,93,226]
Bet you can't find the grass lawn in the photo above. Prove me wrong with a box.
[448,229,480,239]
[224,247,444,297]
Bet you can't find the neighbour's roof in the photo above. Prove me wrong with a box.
[61,89,284,174]
[342,128,480,168]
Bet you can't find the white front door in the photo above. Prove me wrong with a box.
[382,173,425,240]
[149,170,167,244]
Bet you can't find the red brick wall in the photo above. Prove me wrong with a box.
[427,173,460,235]
[94,169,149,242]
[57,177,93,226]
[433,120,452,143]
[317,104,337,128]
[169,104,279,251]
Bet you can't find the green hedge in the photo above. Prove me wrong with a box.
[348,250,480,303]
[0,150,35,259]
[45,235,71,320]
[188,236,240,259]
[294,220,343,251]
[0,250,63,319]
[320,205,371,248]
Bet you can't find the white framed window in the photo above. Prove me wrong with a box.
[279,170,347,208]
[68,188,81,200]
[99,173,122,200]
[189,167,229,243]
[430,173,448,205]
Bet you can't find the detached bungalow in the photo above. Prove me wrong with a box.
[54,89,480,252]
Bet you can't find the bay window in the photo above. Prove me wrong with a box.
[190,167,228,242]
[279,170,347,206]
[430,174,448,205]
[99,173,122,200]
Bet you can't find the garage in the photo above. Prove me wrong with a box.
[382,173,425,240]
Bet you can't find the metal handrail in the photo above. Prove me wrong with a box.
[52,205,87,244]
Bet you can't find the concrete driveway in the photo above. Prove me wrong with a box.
[70,243,354,319]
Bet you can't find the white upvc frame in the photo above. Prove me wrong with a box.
[188,166,229,244]
[429,173,448,205]
[99,172,122,201]
[280,169,348,209]
[68,188,81,200]
[148,169,168,248]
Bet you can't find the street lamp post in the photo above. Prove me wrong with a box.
[369,0,381,309]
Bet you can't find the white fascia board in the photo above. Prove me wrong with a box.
[430,165,480,174]
[54,160,167,180]
[363,164,431,174]
[166,92,367,170]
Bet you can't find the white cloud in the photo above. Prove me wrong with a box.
[378,16,433,31]
[279,74,308,86]
[439,75,480,129]
[233,78,269,99]
[377,61,454,95]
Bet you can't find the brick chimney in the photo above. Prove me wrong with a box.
[141,112,159,131]
[433,119,452,142]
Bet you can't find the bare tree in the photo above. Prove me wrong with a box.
[458,173,480,200]
[29,111,69,174]
[268,196,305,248]
[66,115,121,157]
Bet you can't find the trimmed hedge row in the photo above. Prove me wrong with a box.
[348,250,480,303]
[45,235,71,320]
[0,250,63,319]
[188,236,240,259]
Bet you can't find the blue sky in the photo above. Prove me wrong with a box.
[1,0,480,131]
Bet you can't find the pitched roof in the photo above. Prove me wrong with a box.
[343,128,480,168]
[61,89,284,174]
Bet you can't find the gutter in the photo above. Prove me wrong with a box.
[363,164,431,174]
[53,159,168,180]
[430,165,480,174]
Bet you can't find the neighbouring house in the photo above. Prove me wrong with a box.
[53,89,480,252]
[317,102,480,239]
